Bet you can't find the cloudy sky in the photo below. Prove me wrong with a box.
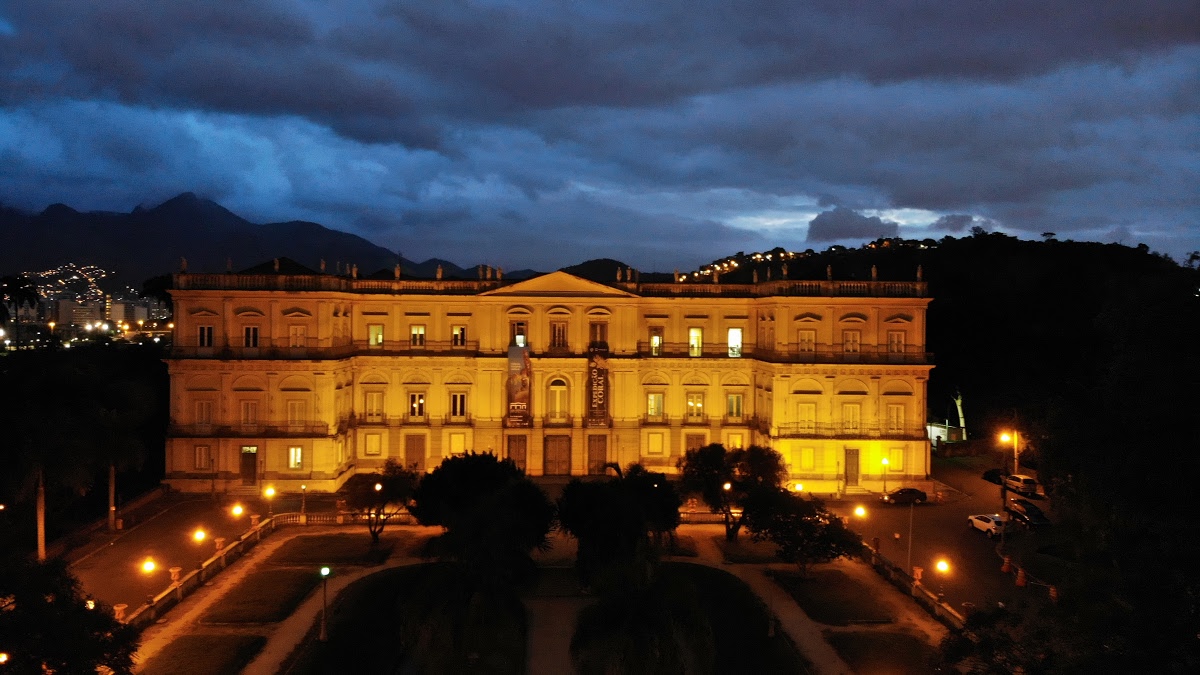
[1,1,1197,271]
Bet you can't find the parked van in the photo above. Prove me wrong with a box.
[1004,474,1038,495]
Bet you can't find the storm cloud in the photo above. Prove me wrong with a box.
[0,0,1197,270]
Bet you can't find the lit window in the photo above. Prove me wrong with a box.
[365,434,381,456]
[368,324,384,347]
[649,327,664,356]
[548,379,568,419]
[288,446,303,469]
[198,325,214,347]
[647,392,664,417]
[409,392,426,418]
[686,393,705,419]
[727,327,743,357]
[243,326,259,348]
[449,433,466,455]
[365,392,384,422]
[451,325,468,347]
[410,324,425,347]
[688,327,703,357]
[511,321,527,347]
[728,434,744,449]
[726,393,744,419]
[550,321,569,349]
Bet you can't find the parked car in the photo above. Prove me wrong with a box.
[967,513,1010,538]
[1003,474,1038,495]
[1006,498,1051,530]
[981,468,1004,485]
[880,488,928,505]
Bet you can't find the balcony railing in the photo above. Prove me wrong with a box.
[634,341,931,364]
[773,422,927,440]
[172,338,480,360]
[543,415,573,427]
[169,422,331,437]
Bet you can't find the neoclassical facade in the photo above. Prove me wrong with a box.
[164,261,933,495]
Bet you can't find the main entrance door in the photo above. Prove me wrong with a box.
[544,436,571,476]
[240,445,258,485]
[507,436,527,472]
[845,448,860,486]
[405,435,426,472]
[587,436,607,475]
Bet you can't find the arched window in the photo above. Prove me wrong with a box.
[548,378,569,420]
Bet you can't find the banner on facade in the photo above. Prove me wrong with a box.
[506,344,532,427]
[585,352,608,426]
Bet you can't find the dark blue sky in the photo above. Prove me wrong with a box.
[1,1,1197,270]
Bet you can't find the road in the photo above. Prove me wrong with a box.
[829,455,1054,614]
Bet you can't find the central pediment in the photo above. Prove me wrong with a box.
[480,271,637,297]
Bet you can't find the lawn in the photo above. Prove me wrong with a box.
[268,532,409,566]
[202,568,321,623]
[713,535,779,563]
[138,634,266,675]
[825,630,941,674]
[771,567,895,625]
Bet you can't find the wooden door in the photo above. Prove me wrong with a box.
[507,436,527,472]
[845,448,860,486]
[240,446,257,485]
[544,436,571,476]
[405,435,426,472]
[587,436,607,475]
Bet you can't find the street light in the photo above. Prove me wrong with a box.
[934,558,951,601]
[301,484,307,515]
[264,486,276,517]
[192,528,206,543]
[854,505,867,518]
[231,503,244,518]
[881,457,889,494]
[1000,431,1021,474]
[319,566,331,642]
[141,558,157,574]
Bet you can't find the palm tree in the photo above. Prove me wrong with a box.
[0,274,38,327]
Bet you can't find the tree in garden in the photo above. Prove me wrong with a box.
[745,489,862,577]
[0,553,139,674]
[0,274,38,327]
[678,444,787,541]
[339,458,417,544]
[409,452,555,590]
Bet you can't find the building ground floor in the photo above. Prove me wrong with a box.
[165,421,931,497]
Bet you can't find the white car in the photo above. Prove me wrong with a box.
[967,513,1009,538]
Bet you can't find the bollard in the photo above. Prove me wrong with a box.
[1049,585,1058,604]
[1015,567,1027,588]
[170,567,182,583]
[250,514,261,527]
[961,601,976,616]
[215,537,226,552]
[1001,555,1012,573]
[113,603,128,622]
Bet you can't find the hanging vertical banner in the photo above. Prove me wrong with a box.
[586,352,609,426]
[506,344,532,427]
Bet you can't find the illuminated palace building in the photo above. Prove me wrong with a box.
[164,260,933,495]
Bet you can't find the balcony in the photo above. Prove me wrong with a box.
[634,341,931,364]
[443,414,473,426]
[169,421,330,437]
[543,415,573,428]
[773,422,927,440]
[355,413,403,427]
[171,337,480,360]
[683,414,709,426]
[636,341,742,358]
[642,414,668,425]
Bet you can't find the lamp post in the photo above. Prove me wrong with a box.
[264,486,276,517]
[319,566,331,641]
[881,457,889,494]
[934,558,951,602]
[907,500,915,573]
[301,484,307,515]
[1000,431,1020,474]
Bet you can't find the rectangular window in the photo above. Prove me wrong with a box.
[797,402,816,432]
[449,433,466,455]
[511,321,527,347]
[451,325,468,347]
[649,327,664,356]
[726,393,744,419]
[728,433,744,449]
[286,400,306,426]
[243,325,259,348]
[842,403,861,432]
[240,400,258,425]
[288,446,303,469]
[450,392,468,417]
[195,400,213,425]
[410,324,426,347]
[365,391,384,422]
[646,392,664,417]
[364,433,382,456]
[686,393,705,420]
[409,392,426,418]
[198,325,214,347]
[797,329,816,353]
[688,327,703,357]
[888,447,904,471]
[589,321,608,348]
[194,445,212,470]
[289,325,307,348]
[368,324,385,347]
[727,327,743,358]
[887,330,906,353]
[647,432,664,455]
[800,447,816,470]
[842,329,861,354]
[550,321,568,350]
[887,404,905,433]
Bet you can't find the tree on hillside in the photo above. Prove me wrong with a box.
[745,489,862,577]
[339,458,417,544]
[0,554,139,674]
[409,452,554,590]
[678,444,787,541]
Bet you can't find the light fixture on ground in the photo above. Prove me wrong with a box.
[319,566,332,642]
